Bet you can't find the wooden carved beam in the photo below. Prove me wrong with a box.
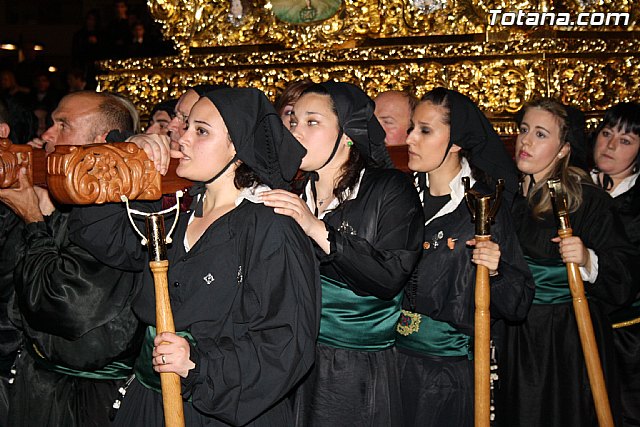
[0,138,33,188]
[1,141,410,204]
[46,143,165,204]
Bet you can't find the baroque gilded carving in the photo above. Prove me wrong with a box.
[146,0,638,52]
[97,37,640,123]
[0,139,32,189]
[93,1,640,133]
[46,143,162,205]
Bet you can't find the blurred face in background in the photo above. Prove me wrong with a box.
[374,91,412,146]
[593,125,640,181]
[167,89,200,149]
[146,110,172,136]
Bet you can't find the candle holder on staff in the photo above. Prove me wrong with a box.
[463,177,503,427]
[121,193,185,427]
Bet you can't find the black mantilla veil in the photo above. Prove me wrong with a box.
[188,87,307,217]
[307,81,394,169]
[417,88,518,205]
[299,81,394,214]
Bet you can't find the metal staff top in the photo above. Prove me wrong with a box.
[547,178,572,231]
[463,177,505,236]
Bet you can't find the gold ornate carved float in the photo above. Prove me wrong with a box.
[97,0,639,131]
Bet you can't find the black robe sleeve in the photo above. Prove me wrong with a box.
[180,213,319,426]
[320,169,424,300]
[487,202,535,322]
[9,207,144,370]
[412,191,534,336]
[67,201,163,271]
[512,184,640,308]
[0,205,22,367]
[578,186,640,306]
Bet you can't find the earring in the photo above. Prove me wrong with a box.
[346,140,353,147]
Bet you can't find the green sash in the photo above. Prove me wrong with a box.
[135,326,196,393]
[526,256,573,304]
[318,275,402,351]
[396,312,471,358]
[28,341,133,380]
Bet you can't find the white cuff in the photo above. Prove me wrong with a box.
[579,248,598,283]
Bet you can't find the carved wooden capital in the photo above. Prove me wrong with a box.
[0,138,33,188]
[46,142,163,204]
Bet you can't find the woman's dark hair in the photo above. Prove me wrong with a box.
[420,87,451,125]
[595,102,640,138]
[302,84,367,203]
[234,162,263,189]
[274,79,314,116]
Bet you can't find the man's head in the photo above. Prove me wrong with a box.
[67,69,87,92]
[167,89,200,147]
[41,91,133,154]
[374,90,416,146]
[146,99,177,136]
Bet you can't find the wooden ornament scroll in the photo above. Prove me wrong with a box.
[46,142,164,204]
[0,138,33,188]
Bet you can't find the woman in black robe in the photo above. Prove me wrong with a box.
[496,98,639,427]
[69,88,320,426]
[590,102,640,427]
[261,81,423,426]
[396,87,534,427]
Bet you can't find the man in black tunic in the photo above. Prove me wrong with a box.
[0,91,155,427]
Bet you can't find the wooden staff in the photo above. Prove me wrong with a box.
[547,179,614,427]
[463,177,504,427]
[145,214,185,427]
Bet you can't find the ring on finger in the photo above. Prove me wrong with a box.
[161,355,166,365]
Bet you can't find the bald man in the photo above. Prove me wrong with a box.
[374,90,416,146]
[0,91,147,427]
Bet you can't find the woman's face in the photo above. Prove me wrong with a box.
[290,92,347,172]
[593,125,640,178]
[406,101,453,173]
[515,107,569,180]
[176,98,236,182]
[280,103,294,129]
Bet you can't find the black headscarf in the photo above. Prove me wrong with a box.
[308,81,394,169]
[439,89,518,204]
[189,87,307,216]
